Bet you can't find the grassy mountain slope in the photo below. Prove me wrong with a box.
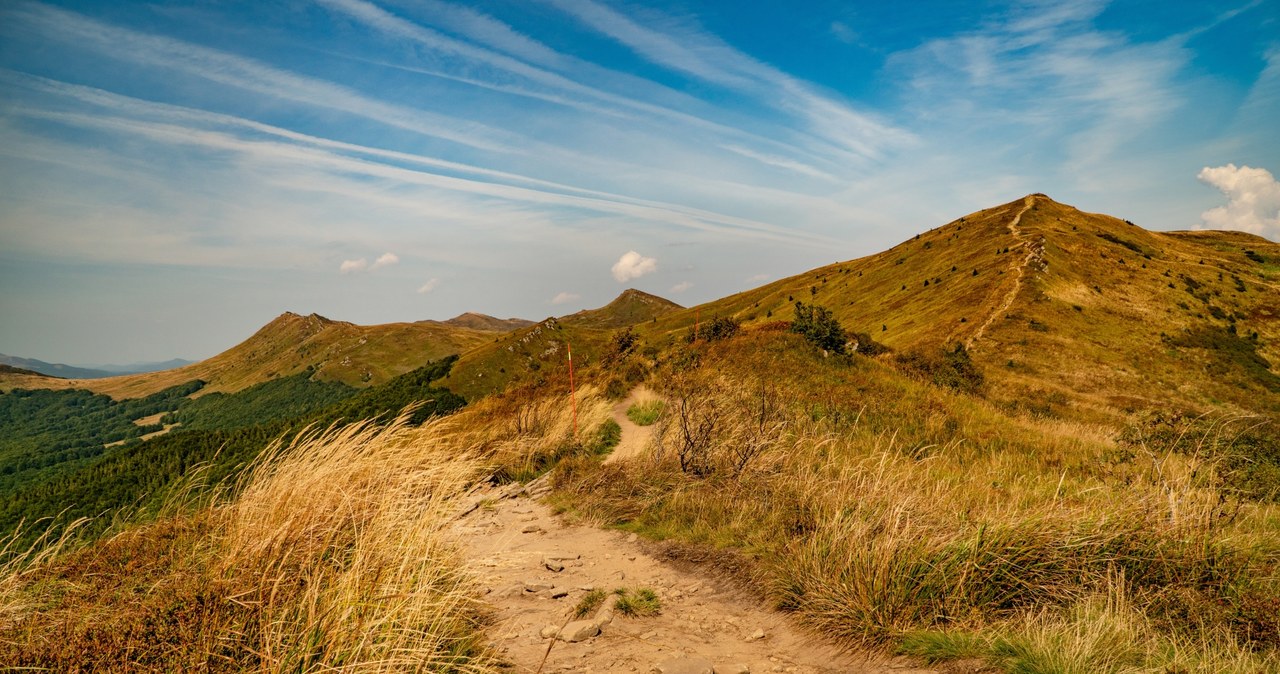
[636,194,1280,420]
[561,288,683,329]
[1,312,498,399]
[439,289,680,400]
[438,312,535,332]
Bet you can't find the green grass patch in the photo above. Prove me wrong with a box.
[625,400,665,426]
[613,587,661,617]
[574,589,607,618]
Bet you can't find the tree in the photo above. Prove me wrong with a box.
[791,302,848,355]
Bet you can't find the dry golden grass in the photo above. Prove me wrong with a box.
[554,331,1280,670]
[0,413,501,672]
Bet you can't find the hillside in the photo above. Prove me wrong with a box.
[438,312,535,332]
[0,312,498,399]
[0,363,55,379]
[636,194,1280,421]
[440,290,680,400]
[561,289,683,329]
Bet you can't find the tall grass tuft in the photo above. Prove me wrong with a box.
[0,412,500,672]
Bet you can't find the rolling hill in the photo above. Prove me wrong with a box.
[0,312,527,399]
[633,194,1280,421]
[440,289,683,400]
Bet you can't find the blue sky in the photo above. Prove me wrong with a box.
[1,0,1277,364]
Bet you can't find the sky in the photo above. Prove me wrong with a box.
[1,0,1277,365]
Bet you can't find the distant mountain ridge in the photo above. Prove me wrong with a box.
[0,354,196,379]
[0,354,114,379]
[0,311,530,399]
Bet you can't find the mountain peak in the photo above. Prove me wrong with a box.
[563,289,683,329]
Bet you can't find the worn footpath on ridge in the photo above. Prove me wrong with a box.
[451,391,938,674]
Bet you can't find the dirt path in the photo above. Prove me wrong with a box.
[453,482,932,674]
[965,195,1041,351]
[605,385,658,465]
[451,388,936,674]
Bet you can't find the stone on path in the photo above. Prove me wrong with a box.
[557,620,600,642]
[652,657,714,674]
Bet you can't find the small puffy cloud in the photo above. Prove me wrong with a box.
[671,281,693,293]
[551,291,580,305]
[417,278,440,294]
[611,251,657,282]
[746,273,770,283]
[370,252,400,270]
[339,258,368,274]
[1198,164,1280,239]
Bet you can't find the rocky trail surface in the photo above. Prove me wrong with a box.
[451,391,937,674]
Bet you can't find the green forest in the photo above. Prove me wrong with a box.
[0,357,465,548]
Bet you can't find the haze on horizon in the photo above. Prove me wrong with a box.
[1,0,1277,365]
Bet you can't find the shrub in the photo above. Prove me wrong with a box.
[688,316,740,343]
[895,344,984,394]
[791,302,848,355]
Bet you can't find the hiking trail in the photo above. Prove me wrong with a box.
[965,195,1043,350]
[450,388,937,674]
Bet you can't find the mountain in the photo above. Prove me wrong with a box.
[1,312,499,399]
[437,312,534,332]
[0,354,115,379]
[0,363,54,378]
[0,355,196,379]
[636,194,1280,420]
[439,289,681,400]
[561,289,683,329]
[89,358,196,374]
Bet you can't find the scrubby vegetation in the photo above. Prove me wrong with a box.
[0,381,203,490]
[161,369,356,431]
[0,416,499,672]
[553,329,1280,670]
[0,357,465,549]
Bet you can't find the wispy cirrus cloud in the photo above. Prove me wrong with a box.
[542,0,914,163]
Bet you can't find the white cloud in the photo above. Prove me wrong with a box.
[1198,164,1280,239]
[746,273,770,283]
[551,291,580,304]
[670,281,693,293]
[417,278,440,294]
[829,21,857,45]
[340,258,368,273]
[611,251,657,282]
[370,252,400,270]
